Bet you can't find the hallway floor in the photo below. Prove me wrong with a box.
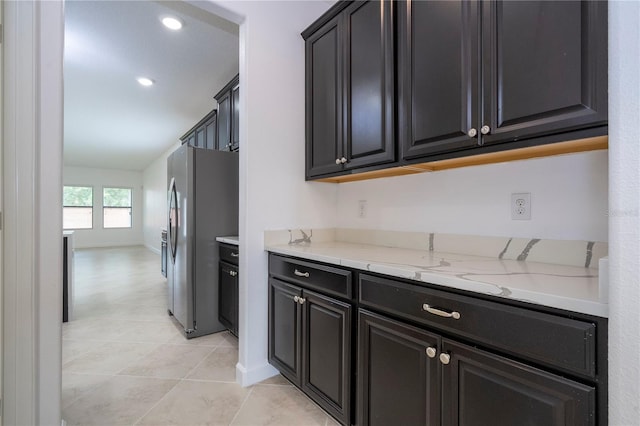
[62,246,338,426]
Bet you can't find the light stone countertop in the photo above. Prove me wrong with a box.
[216,236,239,246]
[265,240,608,318]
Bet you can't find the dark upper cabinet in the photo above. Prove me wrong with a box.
[195,126,206,148]
[304,0,395,179]
[400,0,607,161]
[205,112,217,150]
[180,109,217,150]
[231,84,240,151]
[481,1,608,146]
[399,0,479,159]
[215,74,240,152]
[185,132,196,148]
[305,15,343,178]
[216,92,232,151]
[358,310,440,426]
[441,339,596,426]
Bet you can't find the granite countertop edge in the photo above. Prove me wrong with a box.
[265,242,608,318]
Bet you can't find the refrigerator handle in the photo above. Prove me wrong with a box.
[168,177,178,262]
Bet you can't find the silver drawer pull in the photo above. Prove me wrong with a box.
[422,304,461,320]
[231,252,239,257]
[294,296,300,303]
[294,269,310,278]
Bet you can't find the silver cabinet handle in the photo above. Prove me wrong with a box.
[426,347,437,358]
[294,295,300,303]
[229,270,237,277]
[294,269,310,278]
[298,297,306,305]
[340,157,347,164]
[335,158,341,165]
[439,353,451,365]
[422,304,461,320]
[467,128,477,138]
[480,125,490,135]
[231,252,239,257]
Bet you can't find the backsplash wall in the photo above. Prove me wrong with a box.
[336,151,608,242]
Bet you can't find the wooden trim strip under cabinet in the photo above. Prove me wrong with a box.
[315,135,608,184]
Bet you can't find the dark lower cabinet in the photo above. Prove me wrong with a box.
[269,253,605,426]
[301,291,351,424]
[269,273,353,425]
[358,310,440,426]
[358,310,597,426]
[269,278,302,382]
[218,261,238,336]
[442,339,596,426]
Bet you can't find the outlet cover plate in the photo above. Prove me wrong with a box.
[511,193,531,220]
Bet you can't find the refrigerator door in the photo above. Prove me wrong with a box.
[168,145,194,332]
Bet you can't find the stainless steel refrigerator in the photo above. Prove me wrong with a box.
[167,145,238,338]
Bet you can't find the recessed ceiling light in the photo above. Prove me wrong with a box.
[162,16,183,31]
[137,77,154,87]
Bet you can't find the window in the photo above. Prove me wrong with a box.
[103,187,132,228]
[63,186,93,229]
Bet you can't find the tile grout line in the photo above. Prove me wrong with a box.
[228,386,255,426]
[131,377,182,426]
[180,344,220,380]
[131,343,221,425]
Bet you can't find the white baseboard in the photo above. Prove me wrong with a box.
[144,243,161,255]
[236,361,279,387]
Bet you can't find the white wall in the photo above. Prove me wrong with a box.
[142,142,181,253]
[198,0,338,385]
[337,151,608,242]
[63,166,144,248]
[608,1,640,423]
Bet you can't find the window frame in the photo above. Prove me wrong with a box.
[102,186,133,229]
[63,185,94,230]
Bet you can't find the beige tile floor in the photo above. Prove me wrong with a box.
[63,246,339,426]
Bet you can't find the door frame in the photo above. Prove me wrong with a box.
[2,1,64,424]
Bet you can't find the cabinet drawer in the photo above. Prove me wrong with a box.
[269,254,352,299]
[359,274,596,378]
[219,243,239,265]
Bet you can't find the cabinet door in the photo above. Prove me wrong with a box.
[205,114,217,150]
[358,310,441,426]
[186,132,196,147]
[268,278,302,384]
[399,0,479,160]
[441,339,596,426]
[305,14,343,178]
[481,1,607,146]
[195,126,205,148]
[217,92,231,151]
[231,84,240,151]
[343,0,395,170]
[218,261,238,336]
[301,290,352,425]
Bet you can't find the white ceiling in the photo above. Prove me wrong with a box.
[64,0,239,171]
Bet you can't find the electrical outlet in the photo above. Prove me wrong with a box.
[511,193,531,220]
[358,200,367,218]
